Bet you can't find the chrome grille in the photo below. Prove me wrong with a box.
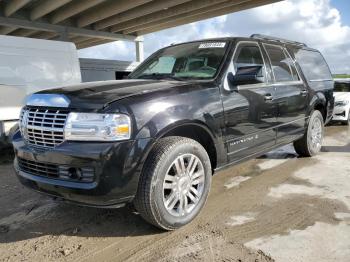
[20,107,69,148]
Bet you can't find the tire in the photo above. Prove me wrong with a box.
[294,110,324,157]
[134,136,212,230]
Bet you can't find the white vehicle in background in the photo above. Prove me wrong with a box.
[79,58,139,82]
[0,35,81,148]
[332,79,350,125]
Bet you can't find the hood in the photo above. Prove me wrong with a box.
[334,92,350,102]
[34,79,190,110]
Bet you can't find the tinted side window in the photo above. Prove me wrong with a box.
[294,49,332,81]
[233,44,265,83]
[264,44,298,82]
[234,45,264,69]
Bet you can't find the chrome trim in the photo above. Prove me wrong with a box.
[26,94,70,108]
[237,82,266,90]
[237,80,304,90]
[309,79,334,82]
[271,81,304,86]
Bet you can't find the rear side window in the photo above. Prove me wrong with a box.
[264,44,299,82]
[294,49,332,81]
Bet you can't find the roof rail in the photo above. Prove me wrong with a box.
[250,34,307,47]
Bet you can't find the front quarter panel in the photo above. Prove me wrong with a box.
[115,83,223,139]
[106,82,225,162]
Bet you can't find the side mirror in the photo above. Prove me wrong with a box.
[228,66,264,86]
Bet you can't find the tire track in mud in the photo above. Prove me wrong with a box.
[74,159,274,262]
[81,155,304,261]
[71,157,302,261]
[206,156,348,242]
[128,151,348,261]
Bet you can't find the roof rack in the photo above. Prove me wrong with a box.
[250,34,307,47]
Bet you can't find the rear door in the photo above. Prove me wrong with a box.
[221,41,278,162]
[293,48,334,122]
[262,44,308,144]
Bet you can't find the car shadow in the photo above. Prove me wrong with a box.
[258,144,298,160]
[0,198,163,244]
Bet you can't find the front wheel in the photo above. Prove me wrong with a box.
[134,136,212,230]
[294,110,324,157]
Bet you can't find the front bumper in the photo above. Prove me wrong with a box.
[12,131,154,207]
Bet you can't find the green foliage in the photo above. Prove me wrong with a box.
[333,74,350,79]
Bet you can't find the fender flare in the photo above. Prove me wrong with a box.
[308,92,327,116]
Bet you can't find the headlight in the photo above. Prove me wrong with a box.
[64,113,131,141]
[335,100,349,107]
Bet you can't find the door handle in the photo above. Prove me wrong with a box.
[264,94,273,101]
[300,89,308,96]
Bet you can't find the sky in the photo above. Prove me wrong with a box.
[78,0,350,74]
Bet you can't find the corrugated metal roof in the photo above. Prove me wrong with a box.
[0,0,282,48]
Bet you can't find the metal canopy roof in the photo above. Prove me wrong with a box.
[0,0,281,49]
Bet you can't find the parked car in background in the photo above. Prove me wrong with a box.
[13,35,334,230]
[0,35,81,149]
[332,79,350,125]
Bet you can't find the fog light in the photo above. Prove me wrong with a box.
[59,166,94,182]
[68,167,82,180]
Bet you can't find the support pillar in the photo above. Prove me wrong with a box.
[135,40,144,62]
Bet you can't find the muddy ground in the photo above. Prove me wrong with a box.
[0,125,349,262]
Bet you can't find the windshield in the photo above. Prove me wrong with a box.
[129,41,229,80]
[334,82,350,92]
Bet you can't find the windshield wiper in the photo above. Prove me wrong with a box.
[136,73,184,81]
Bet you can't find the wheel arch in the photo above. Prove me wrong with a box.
[156,121,219,171]
[310,93,327,122]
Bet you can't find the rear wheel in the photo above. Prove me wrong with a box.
[134,136,212,230]
[294,110,324,157]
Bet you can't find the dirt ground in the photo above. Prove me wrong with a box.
[0,125,349,262]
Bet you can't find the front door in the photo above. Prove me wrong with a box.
[262,44,308,144]
[221,41,278,163]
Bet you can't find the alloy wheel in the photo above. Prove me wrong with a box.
[310,117,323,151]
[162,154,205,217]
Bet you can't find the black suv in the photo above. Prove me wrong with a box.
[13,35,334,230]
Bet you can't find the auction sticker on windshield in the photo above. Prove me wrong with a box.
[199,42,226,48]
